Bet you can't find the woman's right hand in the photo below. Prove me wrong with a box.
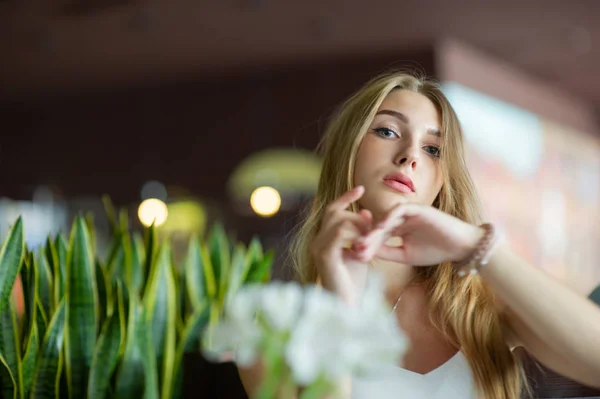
[309,186,373,305]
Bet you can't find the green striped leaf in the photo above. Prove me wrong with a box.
[139,306,158,399]
[85,213,97,256]
[105,230,123,278]
[114,281,128,358]
[36,251,53,319]
[0,300,21,399]
[118,232,134,290]
[185,236,216,310]
[141,224,157,301]
[21,323,39,398]
[242,237,263,281]
[174,261,184,335]
[65,217,98,399]
[245,249,275,284]
[142,243,177,399]
[0,217,24,316]
[87,294,123,399]
[44,238,60,309]
[95,260,111,335]
[202,301,222,351]
[53,235,68,305]
[113,295,144,399]
[35,298,48,350]
[0,354,16,399]
[31,300,66,399]
[224,243,247,310]
[171,304,210,399]
[131,232,145,296]
[19,254,35,352]
[160,262,176,399]
[208,224,230,305]
[143,244,175,358]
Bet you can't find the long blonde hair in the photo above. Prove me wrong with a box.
[291,71,527,398]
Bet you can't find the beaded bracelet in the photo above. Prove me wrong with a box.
[455,223,501,277]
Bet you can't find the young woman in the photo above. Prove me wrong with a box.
[239,71,600,398]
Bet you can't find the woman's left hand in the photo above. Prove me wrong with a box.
[355,204,484,266]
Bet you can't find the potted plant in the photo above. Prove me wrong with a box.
[0,198,274,399]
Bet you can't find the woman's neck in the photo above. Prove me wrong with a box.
[370,258,420,301]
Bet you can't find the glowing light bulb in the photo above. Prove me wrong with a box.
[250,186,281,217]
[138,198,168,227]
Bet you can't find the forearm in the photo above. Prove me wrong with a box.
[480,241,600,373]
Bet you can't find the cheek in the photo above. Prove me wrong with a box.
[428,167,444,201]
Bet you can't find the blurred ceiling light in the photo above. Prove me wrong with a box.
[161,200,207,234]
[141,180,168,202]
[250,186,281,217]
[138,198,168,227]
[228,148,322,200]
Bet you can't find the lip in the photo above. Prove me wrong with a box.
[382,172,415,193]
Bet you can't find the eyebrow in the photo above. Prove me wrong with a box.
[375,109,441,137]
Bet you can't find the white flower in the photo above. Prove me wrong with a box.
[204,277,409,389]
[227,283,262,322]
[258,281,304,332]
[285,286,366,385]
[203,285,264,366]
[203,316,263,366]
[285,274,409,385]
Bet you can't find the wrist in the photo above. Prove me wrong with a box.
[454,224,486,263]
[453,223,501,276]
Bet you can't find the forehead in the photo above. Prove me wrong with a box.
[377,89,441,129]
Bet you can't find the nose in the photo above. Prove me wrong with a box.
[394,141,419,169]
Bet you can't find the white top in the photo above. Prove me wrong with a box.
[352,351,477,399]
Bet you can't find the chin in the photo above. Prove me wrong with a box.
[361,196,408,219]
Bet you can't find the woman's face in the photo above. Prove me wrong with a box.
[354,89,444,220]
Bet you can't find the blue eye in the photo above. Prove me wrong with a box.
[373,127,398,138]
[424,146,441,158]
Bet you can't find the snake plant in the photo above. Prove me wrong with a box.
[0,199,274,399]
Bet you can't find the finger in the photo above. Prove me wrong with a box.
[330,219,363,249]
[352,209,374,245]
[322,210,371,235]
[358,209,373,230]
[326,186,365,214]
[354,227,391,261]
[374,244,409,263]
[314,218,364,260]
[376,203,420,231]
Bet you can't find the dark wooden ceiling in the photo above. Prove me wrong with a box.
[0,0,598,107]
